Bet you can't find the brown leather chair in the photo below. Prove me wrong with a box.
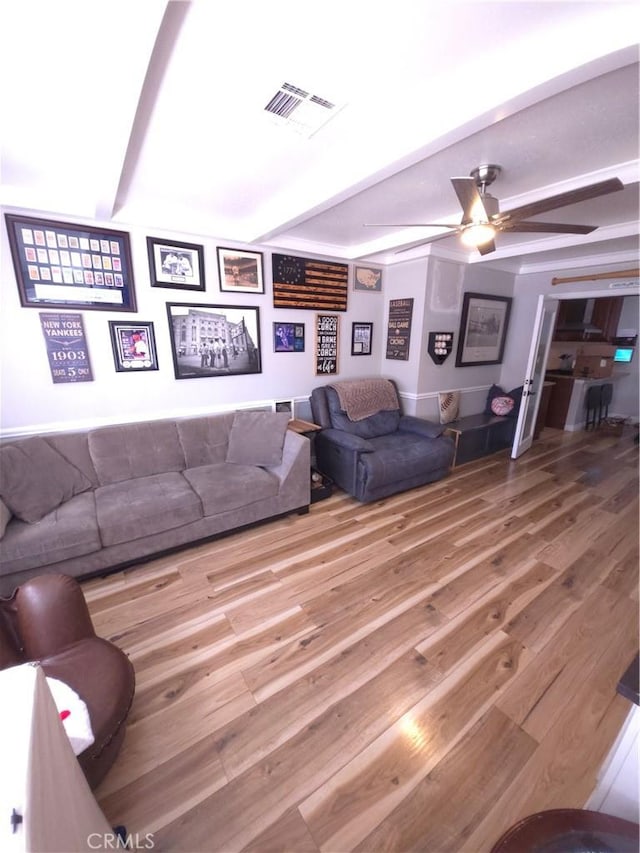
[490,809,639,852]
[0,573,135,789]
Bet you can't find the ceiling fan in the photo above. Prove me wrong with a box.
[365,164,624,256]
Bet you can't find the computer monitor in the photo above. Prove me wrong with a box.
[613,347,634,363]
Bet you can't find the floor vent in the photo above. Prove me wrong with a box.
[264,82,342,137]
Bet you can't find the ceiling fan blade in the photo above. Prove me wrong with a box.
[394,230,457,254]
[451,177,488,224]
[363,223,460,228]
[497,177,623,224]
[476,239,496,256]
[500,221,597,234]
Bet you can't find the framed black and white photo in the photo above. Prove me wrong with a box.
[166,302,261,379]
[351,322,373,355]
[455,292,512,366]
[273,322,305,352]
[217,247,264,294]
[6,213,136,312]
[108,320,159,372]
[147,237,205,291]
[273,399,294,417]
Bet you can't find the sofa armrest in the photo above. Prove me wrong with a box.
[319,429,375,453]
[268,429,308,480]
[16,573,96,660]
[399,415,445,439]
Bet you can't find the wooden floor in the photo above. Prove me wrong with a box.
[83,426,639,853]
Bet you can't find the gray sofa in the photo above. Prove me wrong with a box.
[0,410,310,595]
[310,380,455,503]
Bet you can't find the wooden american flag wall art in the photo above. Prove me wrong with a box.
[271,253,348,311]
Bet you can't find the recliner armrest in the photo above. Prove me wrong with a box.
[318,429,375,453]
[399,415,445,438]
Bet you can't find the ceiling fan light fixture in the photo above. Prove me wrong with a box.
[460,222,496,247]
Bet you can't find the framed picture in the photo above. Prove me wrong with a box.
[455,292,513,366]
[147,237,205,291]
[217,248,264,294]
[351,322,373,355]
[5,213,136,311]
[273,399,294,417]
[272,253,348,310]
[273,322,305,352]
[315,313,339,375]
[166,302,261,379]
[354,265,383,292]
[108,321,159,372]
[39,313,93,384]
[386,298,414,361]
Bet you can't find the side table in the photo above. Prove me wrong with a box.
[287,419,333,502]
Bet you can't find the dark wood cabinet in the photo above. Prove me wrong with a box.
[533,381,554,439]
[590,297,623,341]
[544,375,574,429]
[553,297,623,342]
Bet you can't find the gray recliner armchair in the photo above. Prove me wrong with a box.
[310,379,455,503]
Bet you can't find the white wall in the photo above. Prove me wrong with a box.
[3,204,636,436]
[506,263,639,421]
[383,256,515,419]
[612,295,640,420]
[0,207,385,436]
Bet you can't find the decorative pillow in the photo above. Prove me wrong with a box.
[506,386,524,417]
[226,411,290,467]
[491,396,515,416]
[0,437,92,523]
[485,384,506,415]
[0,498,11,539]
[438,391,460,425]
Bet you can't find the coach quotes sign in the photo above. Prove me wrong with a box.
[315,313,339,375]
[40,312,93,383]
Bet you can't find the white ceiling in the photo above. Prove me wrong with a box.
[1,1,638,275]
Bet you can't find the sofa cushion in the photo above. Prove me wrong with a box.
[177,413,235,468]
[326,388,400,438]
[0,499,11,539]
[226,411,290,467]
[88,420,186,486]
[95,472,202,547]
[0,437,92,523]
[0,492,101,572]
[358,432,453,491]
[184,463,280,516]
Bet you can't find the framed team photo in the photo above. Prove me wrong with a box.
[147,237,205,291]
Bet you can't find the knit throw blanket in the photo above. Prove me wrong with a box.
[329,379,399,422]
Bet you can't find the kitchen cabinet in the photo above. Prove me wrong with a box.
[545,374,574,428]
[590,297,623,341]
[553,297,623,342]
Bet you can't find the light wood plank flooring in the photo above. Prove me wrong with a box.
[83,426,639,852]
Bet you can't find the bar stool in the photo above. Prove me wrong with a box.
[599,382,613,424]
[585,384,601,430]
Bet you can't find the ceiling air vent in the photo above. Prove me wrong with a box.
[264,82,342,137]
